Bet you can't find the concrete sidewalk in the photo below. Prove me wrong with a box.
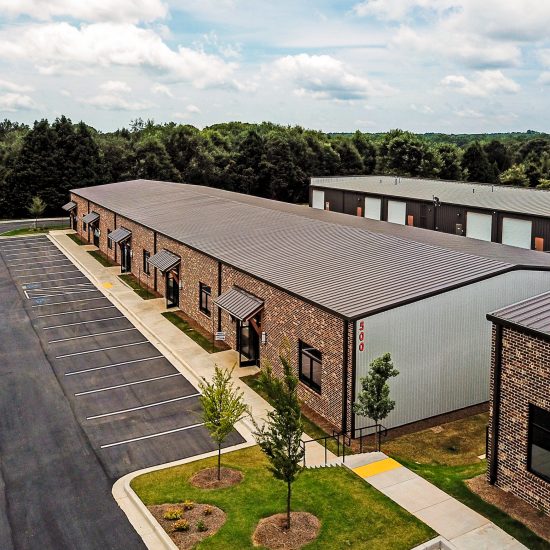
[344,453,526,550]
[49,231,335,467]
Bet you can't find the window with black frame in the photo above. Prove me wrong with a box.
[143,250,150,275]
[528,404,550,483]
[199,283,211,316]
[299,340,322,393]
[83,221,87,232]
[107,229,112,249]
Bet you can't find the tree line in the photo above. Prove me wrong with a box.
[1,116,549,218]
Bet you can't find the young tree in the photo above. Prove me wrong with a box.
[353,353,399,451]
[254,352,304,530]
[27,196,46,229]
[499,164,529,186]
[199,366,249,480]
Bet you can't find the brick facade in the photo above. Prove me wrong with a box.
[488,325,550,515]
[70,193,353,431]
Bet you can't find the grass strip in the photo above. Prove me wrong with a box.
[88,249,117,268]
[119,273,156,300]
[0,225,68,237]
[67,233,87,245]
[161,311,221,353]
[131,445,435,550]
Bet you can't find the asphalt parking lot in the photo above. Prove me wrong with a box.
[0,235,243,481]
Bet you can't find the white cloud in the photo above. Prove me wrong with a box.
[454,108,484,119]
[0,92,37,111]
[0,0,167,23]
[537,72,550,85]
[440,70,520,97]
[100,80,131,93]
[0,22,239,89]
[538,49,550,67]
[0,79,33,93]
[353,0,451,20]
[271,53,393,101]
[175,104,201,119]
[151,83,173,97]
[410,103,434,114]
[82,94,153,111]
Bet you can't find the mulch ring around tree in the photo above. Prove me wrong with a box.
[189,467,243,489]
[253,512,321,549]
[148,502,226,549]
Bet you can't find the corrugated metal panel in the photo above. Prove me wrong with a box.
[215,287,264,321]
[354,270,550,430]
[82,212,99,224]
[311,175,550,218]
[108,227,131,243]
[71,180,550,319]
[488,291,550,337]
[147,249,180,272]
[62,201,76,212]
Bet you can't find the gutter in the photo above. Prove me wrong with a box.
[488,322,503,485]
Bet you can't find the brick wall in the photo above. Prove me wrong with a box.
[69,192,352,431]
[488,324,550,515]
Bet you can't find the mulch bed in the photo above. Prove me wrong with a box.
[253,512,321,549]
[190,467,243,489]
[466,475,550,542]
[148,502,226,549]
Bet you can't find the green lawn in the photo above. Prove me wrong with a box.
[88,249,117,267]
[131,446,435,550]
[0,224,68,237]
[161,311,223,353]
[385,414,549,549]
[119,273,156,299]
[67,233,87,245]
[241,373,353,459]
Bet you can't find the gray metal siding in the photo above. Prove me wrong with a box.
[354,270,550,430]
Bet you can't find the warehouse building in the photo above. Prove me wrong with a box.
[309,175,550,251]
[487,293,550,515]
[69,180,550,436]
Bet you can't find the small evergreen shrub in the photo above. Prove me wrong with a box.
[182,500,194,510]
[203,506,213,516]
[163,507,184,520]
[196,520,208,532]
[173,519,190,532]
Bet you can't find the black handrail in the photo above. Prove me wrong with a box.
[350,424,388,453]
[300,430,352,467]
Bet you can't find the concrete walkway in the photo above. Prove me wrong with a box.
[344,453,526,550]
[49,231,335,467]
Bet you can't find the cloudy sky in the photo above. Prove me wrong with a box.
[0,0,549,133]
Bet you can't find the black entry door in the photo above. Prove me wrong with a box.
[238,319,259,366]
[120,243,131,273]
[92,227,100,247]
[166,268,179,308]
[71,215,77,230]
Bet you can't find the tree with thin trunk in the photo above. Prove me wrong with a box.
[353,353,399,451]
[253,349,304,530]
[199,366,249,480]
[27,195,46,230]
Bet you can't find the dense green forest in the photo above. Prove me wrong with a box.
[1,117,550,218]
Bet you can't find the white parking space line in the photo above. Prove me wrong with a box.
[56,341,149,358]
[48,327,137,343]
[12,263,72,273]
[100,423,205,449]
[65,355,164,376]
[3,251,62,260]
[21,275,87,285]
[7,258,71,267]
[43,315,125,330]
[37,305,116,319]
[27,289,99,298]
[87,393,201,420]
[32,296,108,308]
[0,244,53,252]
[24,282,94,291]
[17,269,80,279]
[75,373,182,396]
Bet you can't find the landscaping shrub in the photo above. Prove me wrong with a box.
[196,520,208,532]
[183,500,194,510]
[203,506,213,516]
[163,507,184,521]
[172,519,190,532]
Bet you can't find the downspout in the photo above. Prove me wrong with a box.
[153,231,157,292]
[217,262,222,332]
[351,321,357,438]
[342,319,349,434]
[489,323,503,485]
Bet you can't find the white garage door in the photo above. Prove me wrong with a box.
[387,200,406,225]
[466,212,492,242]
[311,189,324,210]
[364,197,382,220]
[502,217,532,249]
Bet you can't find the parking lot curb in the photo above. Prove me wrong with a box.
[113,441,256,550]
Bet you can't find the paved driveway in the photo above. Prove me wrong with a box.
[0,235,243,549]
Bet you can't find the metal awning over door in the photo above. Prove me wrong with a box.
[147,249,180,272]
[215,287,264,321]
[82,212,100,225]
[62,201,77,212]
[108,227,132,244]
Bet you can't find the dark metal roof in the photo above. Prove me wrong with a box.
[148,249,180,272]
[71,180,550,320]
[311,175,550,218]
[487,291,550,339]
[82,211,99,224]
[215,287,264,321]
[108,227,131,244]
[62,201,77,212]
